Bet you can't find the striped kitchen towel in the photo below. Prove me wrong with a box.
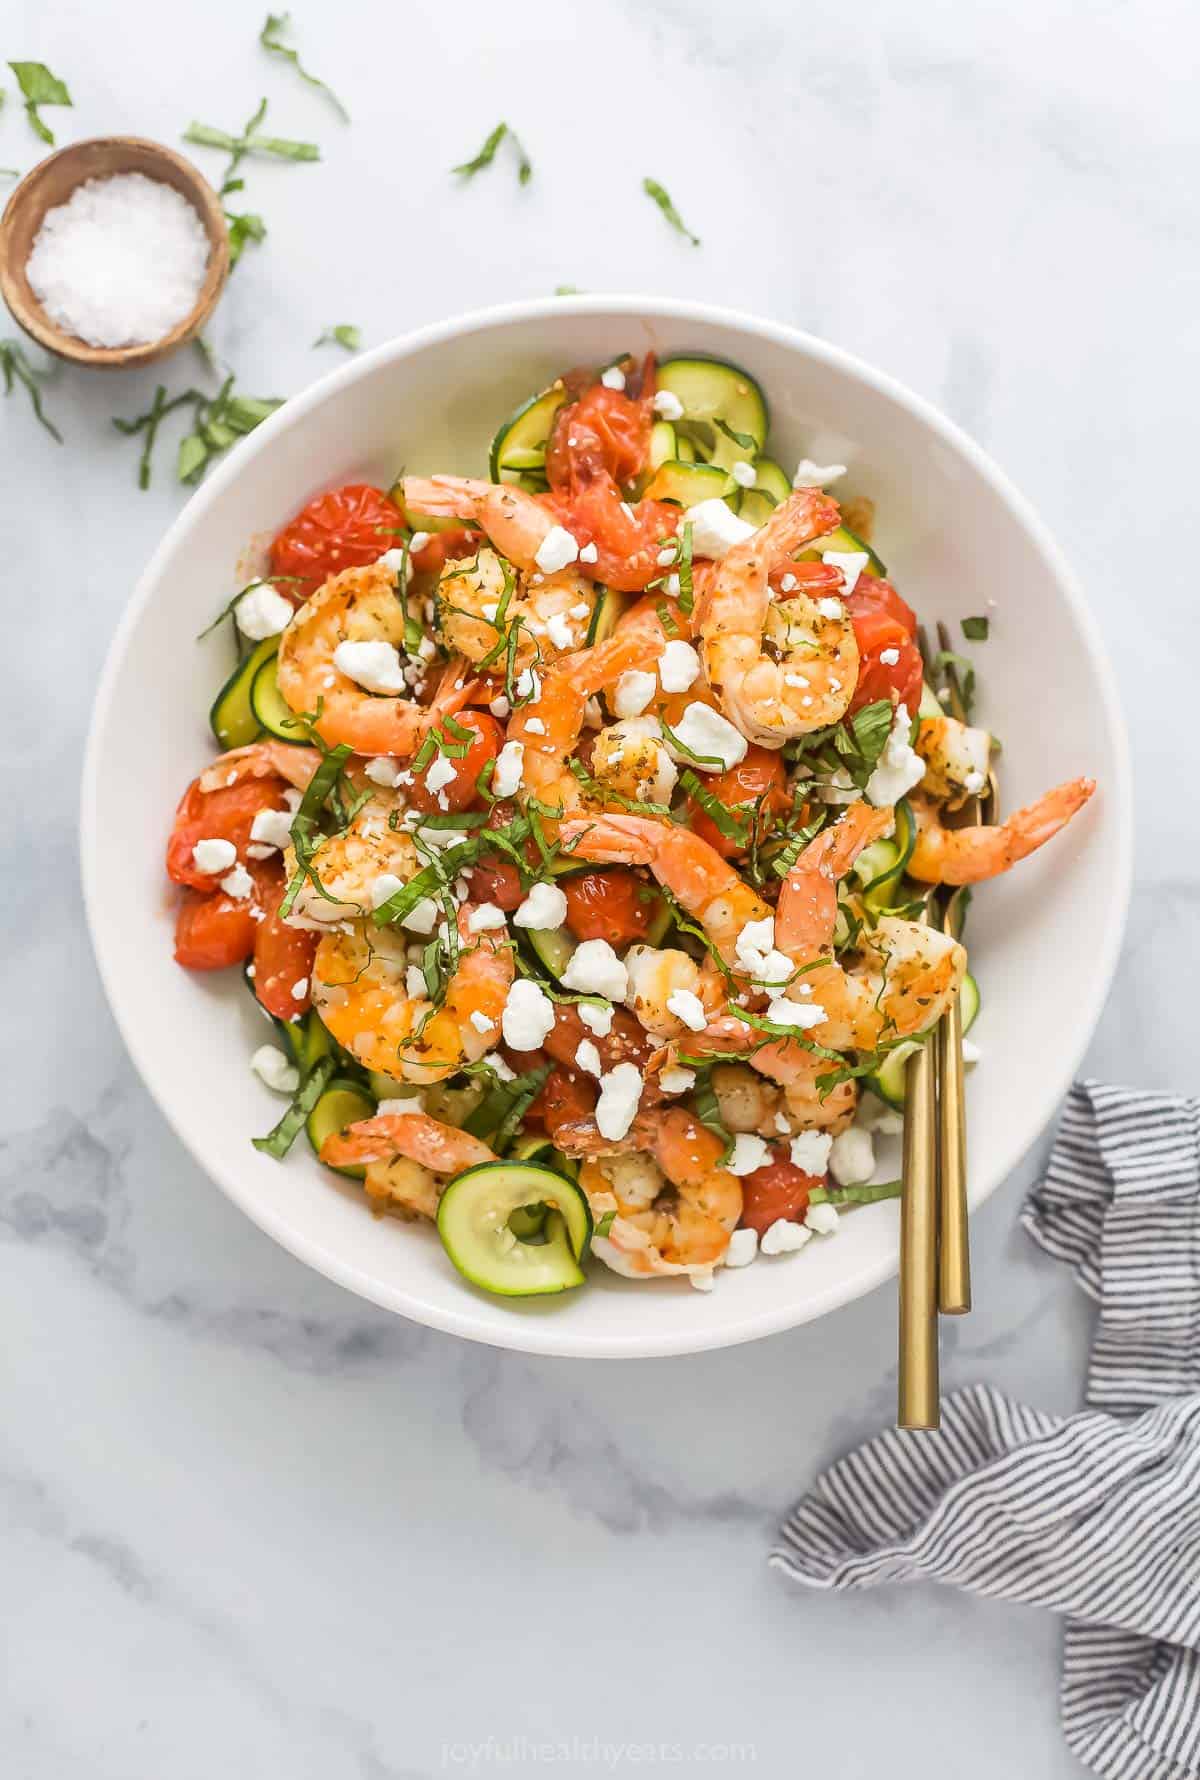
[771,1081,1200,1779]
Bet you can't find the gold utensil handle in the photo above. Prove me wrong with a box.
[937,995,972,1313]
[898,1037,940,1429]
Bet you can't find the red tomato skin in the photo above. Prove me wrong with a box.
[562,869,658,946]
[407,712,505,815]
[846,576,923,714]
[252,870,319,1018]
[174,889,258,971]
[687,746,789,860]
[269,483,405,597]
[166,776,288,890]
[530,1067,597,1136]
[738,1160,823,1236]
[468,859,524,912]
[546,382,652,490]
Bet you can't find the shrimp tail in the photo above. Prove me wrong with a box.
[909,777,1096,885]
[320,1112,496,1174]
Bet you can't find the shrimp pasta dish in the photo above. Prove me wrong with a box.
[166,352,1094,1299]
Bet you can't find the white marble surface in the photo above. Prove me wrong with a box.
[3,0,1194,1772]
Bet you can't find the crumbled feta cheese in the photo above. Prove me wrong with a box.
[377,547,407,575]
[513,881,568,931]
[502,979,557,1051]
[570,603,590,619]
[514,666,541,702]
[821,552,868,598]
[493,740,525,799]
[793,459,847,488]
[659,1065,696,1095]
[370,872,405,911]
[658,639,700,693]
[727,1133,770,1175]
[962,1037,982,1065]
[401,896,440,935]
[220,862,254,900]
[764,996,828,1031]
[544,611,576,652]
[364,757,404,788]
[820,765,864,806]
[652,388,684,421]
[191,837,236,874]
[600,365,626,390]
[578,541,599,565]
[805,1202,841,1235]
[575,1039,603,1077]
[657,546,677,567]
[562,938,628,1000]
[687,497,755,560]
[468,903,507,932]
[665,988,707,1032]
[865,704,926,807]
[246,843,274,860]
[828,1126,876,1186]
[488,694,511,720]
[408,532,431,554]
[469,1010,496,1035]
[816,595,847,619]
[332,638,407,694]
[423,753,458,796]
[290,976,308,1000]
[760,1217,812,1255]
[534,525,580,574]
[250,1045,300,1095]
[664,572,681,598]
[234,582,295,641]
[583,697,604,729]
[405,964,426,998]
[595,1062,642,1141]
[725,1227,759,1268]
[666,701,747,772]
[578,1001,614,1037]
[779,573,797,592]
[879,647,900,666]
[731,460,757,488]
[376,1095,425,1116]
[525,717,546,736]
[689,1269,715,1292]
[612,669,657,718]
[734,917,794,988]
[789,1129,834,1174]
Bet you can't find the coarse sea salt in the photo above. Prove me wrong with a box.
[25,173,210,349]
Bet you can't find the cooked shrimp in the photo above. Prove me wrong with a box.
[558,1106,741,1280]
[557,812,770,965]
[321,1112,496,1221]
[276,561,476,755]
[508,630,664,817]
[436,544,595,668]
[622,944,713,1038]
[284,791,421,928]
[915,714,992,809]
[907,778,1096,885]
[772,802,896,964]
[399,477,564,575]
[672,1023,858,1133]
[311,907,514,1081]
[197,739,321,795]
[589,717,679,807]
[697,490,859,747]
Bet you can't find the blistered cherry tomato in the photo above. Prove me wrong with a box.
[269,483,405,596]
[530,1066,597,1137]
[738,1159,822,1236]
[253,868,319,1018]
[174,887,258,971]
[686,745,789,860]
[468,858,525,912]
[562,869,658,946]
[408,711,505,815]
[846,576,923,714]
[166,775,288,891]
[546,378,652,490]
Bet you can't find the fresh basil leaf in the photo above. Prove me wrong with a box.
[183,121,239,151]
[714,416,755,452]
[259,12,349,121]
[177,431,211,484]
[226,210,267,266]
[252,1055,335,1158]
[554,284,581,296]
[808,1180,902,1205]
[595,1210,616,1238]
[314,324,361,351]
[850,699,894,770]
[678,770,750,845]
[454,121,531,185]
[642,177,700,246]
[676,522,694,614]
[1,338,63,442]
[961,615,989,642]
[9,61,72,143]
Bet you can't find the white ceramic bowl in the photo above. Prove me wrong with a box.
[82,297,1131,1358]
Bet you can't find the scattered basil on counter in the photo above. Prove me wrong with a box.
[1,338,62,442]
[453,121,531,186]
[259,12,348,121]
[642,177,699,246]
[8,61,72,144]
[961,615,990,641]
[314,324,361,351]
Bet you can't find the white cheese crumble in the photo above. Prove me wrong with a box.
[489,694,511,720]
[423,753,458,797]
[401,897,440,935]
[793,459,846,488]
[492,740,525,798]
[821,553,868,598]
[652,388,684,421]
[220,863,254,900]
[666,701,747,772]
[376,1095,425,1116]
[864,704,925,807]
[594,1062,642,1141]
[501,979,556,1051]
[578,1001,614,1037]
[731,460,757,489]
[659,1065,696,1095]
[405,965,426,999]
[235,582,294,641]
[534,525,580,574]
[514,666,541,702]
[468,903,507,932]
[828,1127,876,1186]
[545,611,576,652]
[370,872,405,911]
[665,988,707,1032]
[764,996,828,1031]
[805,1202,840,1235]
[364,757,405,789]
[290,976,308,1000]
[962,1037,982,1065]
[578,541,599,565]
[332,639,407,695]
[250,1045,300,1095]
[816,595,847,620]
[658,639,700,693]
[690,1269,716,1292]
[469,1010,495,1035]
[575,1039,603,1077]
[600,365,626,390]
[513,881,568,930]
[191,837,236,874]
[612,669,657,719]
[687,497,756,560]
[727,1133,770,1176]
[725,1227,759,1268]
[879,647,900,666]
[789,1129,834,1174]
[525,717,546,736]
[562,938,628,1001]
[760,1217,812,1255]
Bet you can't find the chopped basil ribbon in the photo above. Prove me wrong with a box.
[659,717,723,770]
[690,1067,734,1164]
[226,211,267,266]
[565,756,675,819]
[372,842,477,927]
[642,177,700,246]
[278,743,353,917]
[259,13,349,121]
[114,385,207,488]
[676,524,694,614]
[314,324,361,351]
[1,338,63,442]
[176,376,285,487]
[252,1055,335,1159]
[678,770,750,845]
[808,1180,902,1205]
[714,416,756,452]
[184,98,319,195]
[655,601,679,638]
[453,121,532,185]
[8,61,72,144]
[961,615,989,642]
[595,1210,616,1237]
[850,698,895,770]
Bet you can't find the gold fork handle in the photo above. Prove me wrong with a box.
[937,996,972,1314]
[898,1038,940,1429]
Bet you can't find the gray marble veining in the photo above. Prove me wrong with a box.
[4,0,1194,1772]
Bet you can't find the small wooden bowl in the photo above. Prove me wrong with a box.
[0,136,229,369]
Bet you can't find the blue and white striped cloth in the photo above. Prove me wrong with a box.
[771,1082,1200,1779]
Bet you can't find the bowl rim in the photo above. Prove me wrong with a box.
[80,294,1133,1358]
